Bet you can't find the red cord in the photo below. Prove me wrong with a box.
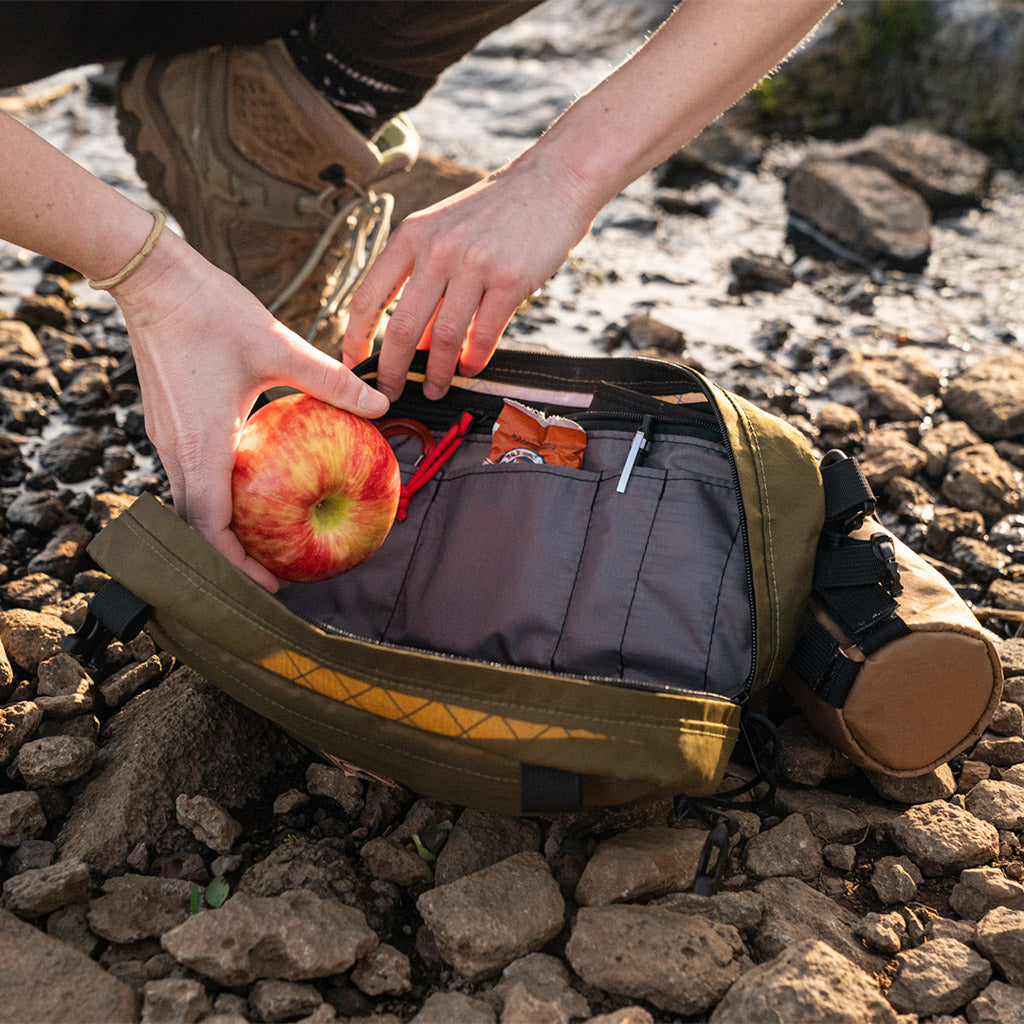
[396,411,474,520]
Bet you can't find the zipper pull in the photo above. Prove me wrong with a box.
[616,415,654,493]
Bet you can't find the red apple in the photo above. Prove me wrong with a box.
[231,392,400,582]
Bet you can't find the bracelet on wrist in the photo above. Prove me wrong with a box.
[87,210,166,291]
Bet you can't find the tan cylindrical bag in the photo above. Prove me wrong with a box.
[785,456,1003,776]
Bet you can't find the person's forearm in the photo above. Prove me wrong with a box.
[531,0,836,215]
[0,109,156,281]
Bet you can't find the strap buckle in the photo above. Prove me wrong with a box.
[62,580,151,669]
[871,533,903,597]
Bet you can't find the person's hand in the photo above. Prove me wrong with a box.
[341,153,597,400]
[111,228,389,591]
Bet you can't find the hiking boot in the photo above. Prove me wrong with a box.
[116,39,419,354]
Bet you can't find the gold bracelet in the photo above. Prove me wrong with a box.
[87,210,167,290]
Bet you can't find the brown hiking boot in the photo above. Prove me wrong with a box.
[116,39,419,354]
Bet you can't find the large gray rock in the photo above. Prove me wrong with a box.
[787,159,931,269]
[890,800,1000,875]
[835,125,993,211]
[160,889,378,986]
[566,904,746,1016]
[0,907,138,1023]
[58,668,301,874]
[417,852,564,979]
[709,939,896,1023]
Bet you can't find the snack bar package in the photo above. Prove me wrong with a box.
[485,399,587,468]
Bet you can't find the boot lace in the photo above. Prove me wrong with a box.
[269,176,394,344]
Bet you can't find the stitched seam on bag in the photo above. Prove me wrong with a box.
[703,523,741,688]
[550,477,601,673]
[162,631,736,790]
[119,515,737,731]
[383,476,442,640]
[616,474,666,680]
[729,396,780,681]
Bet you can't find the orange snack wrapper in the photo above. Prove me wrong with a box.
[485,400,587,468]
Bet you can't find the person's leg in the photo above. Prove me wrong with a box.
[284,1,543,132]
[115,1,544,354]
[1,2,316,88]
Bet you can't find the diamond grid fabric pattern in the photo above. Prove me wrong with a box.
[261,648,605,743]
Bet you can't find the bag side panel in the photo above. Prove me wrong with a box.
[705,381,824,696]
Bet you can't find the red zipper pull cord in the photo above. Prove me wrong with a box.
[395,410,475,521]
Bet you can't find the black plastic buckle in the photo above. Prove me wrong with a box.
[871,533,903,597]
[693,816,740,896]
[62,580,151,668]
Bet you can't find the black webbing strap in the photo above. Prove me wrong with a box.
[63,579,151,668]
[520,763,583,813]
[788,454,909,708]
[789,614,863,707]
[821,450,876,533]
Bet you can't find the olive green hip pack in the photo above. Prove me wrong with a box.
[68,352,999,814]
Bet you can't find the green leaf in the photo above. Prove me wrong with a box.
[205,875,230,909]
[412,834,436,864]
[189,882,201,915]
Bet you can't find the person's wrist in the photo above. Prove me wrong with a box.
[108,221,207,319]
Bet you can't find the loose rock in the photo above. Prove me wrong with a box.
[0,906,137,1023]
[709,938,897,1023]
[574,826,706,905]
[175,794,241,855]
[950,866,1024,921]
[887,937,992,1016]
[890,800,1000,874]
[87,874,193,942]
[2,859,91,917]
[416,852,564,979]
[0,789,47,846]
[160,889,378,986]
[141,978,208,1024]
[567,904,746,1016]
[974,907,1024,985]
[745,813,823,880]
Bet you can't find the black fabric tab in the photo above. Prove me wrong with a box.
[520,763,583,813]
[821,453,876,533]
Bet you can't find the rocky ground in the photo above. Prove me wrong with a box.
[2,2,1024,1023]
